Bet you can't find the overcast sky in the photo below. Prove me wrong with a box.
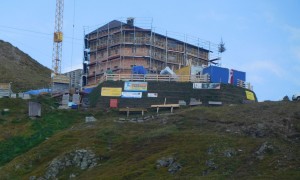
[1,0,299,101]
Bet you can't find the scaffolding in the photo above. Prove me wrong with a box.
[83,18,220,85]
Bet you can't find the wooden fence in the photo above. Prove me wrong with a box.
[99,74,210,83]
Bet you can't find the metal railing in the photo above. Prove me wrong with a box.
[99,74,210,83]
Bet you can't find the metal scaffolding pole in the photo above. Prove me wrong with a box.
[165,31,168,67]
[120,21,123,73]
[197,38,200,66]
[133,23,136,65]
[106,22,110,71]
[95,27,99,82]
[184,34,187,66]
[149,18,153,72]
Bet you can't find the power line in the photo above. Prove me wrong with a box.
[70,0,76,71]
[0,25,82,41]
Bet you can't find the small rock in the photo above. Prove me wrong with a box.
[69,173,76,178]
[207,147,214,155]
[255,142,274,156]
[168,162,182,174]
[205,159,217,170]
[85,116,97,123]
[143,116,151,120]
[118,118,126,121]
[137,119,144,123]
[156,159,169,168]
[29,176,36,180]
[256,155,264,160]
[202,169,210,176]
[156,157,181,174]
[257,123,265,129]
[224,149,236,158]
[15,164,21,170]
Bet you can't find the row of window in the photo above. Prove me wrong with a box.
[90,47,207,63]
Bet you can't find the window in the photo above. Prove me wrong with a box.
[132,47,136,53]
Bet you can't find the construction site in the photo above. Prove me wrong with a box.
[82,18,220,86]
[0,1,256,110]
[80,17,255,110]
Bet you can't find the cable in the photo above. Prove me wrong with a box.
[0,25,82,41]
[70,0,76,71]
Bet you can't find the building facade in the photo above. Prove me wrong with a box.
[64,69,82,89]
[83,18,213,86]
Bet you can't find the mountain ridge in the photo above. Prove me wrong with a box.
[0,39,51,92]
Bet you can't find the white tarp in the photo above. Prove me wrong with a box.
[121,92,142,98]
[160,67,176,75]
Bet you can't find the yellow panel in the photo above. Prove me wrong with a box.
[175,66,191,82]
[0,83,10,89]
[175,66,191,75]
[52,74,70,84]
[54,32,63,42]
[101,87,122,97]
[245,91,255,100]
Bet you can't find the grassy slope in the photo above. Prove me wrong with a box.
[0,40,51,92]
[0,99,299,179]
[0,96,86,168]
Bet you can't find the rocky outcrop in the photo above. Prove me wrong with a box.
[255,142,274,160]
[32,149,99,179]
[156,157,182,174]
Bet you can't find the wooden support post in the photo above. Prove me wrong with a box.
[126,107,129,117]
[171,106,173,113]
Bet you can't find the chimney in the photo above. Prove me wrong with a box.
[127,17,134,26]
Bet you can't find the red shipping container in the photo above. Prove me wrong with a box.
[110,99,118,108]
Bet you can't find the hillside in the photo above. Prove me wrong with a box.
[0,97,299,179]
[0,40,51,92]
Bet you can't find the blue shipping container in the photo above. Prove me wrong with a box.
[203,66,229,84]
[232,69,246,86]
[132,66,147,74]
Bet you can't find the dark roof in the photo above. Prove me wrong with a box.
[86,20,209,52]
[88,20,131,34]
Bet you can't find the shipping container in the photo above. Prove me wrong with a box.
[132,66,147,74]
[202,66,229,84]
[232,69,246,86]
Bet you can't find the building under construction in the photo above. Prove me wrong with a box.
[83,18,219,86]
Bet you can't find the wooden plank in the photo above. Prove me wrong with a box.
[119,108,147,117]
[208,101,222,105]
[151,104,180,114]
[150,104,180,108]
[119,108,147,112]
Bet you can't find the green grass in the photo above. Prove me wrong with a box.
[0,99,300,179]
[0,96,86,167]
[0,109,84,166]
